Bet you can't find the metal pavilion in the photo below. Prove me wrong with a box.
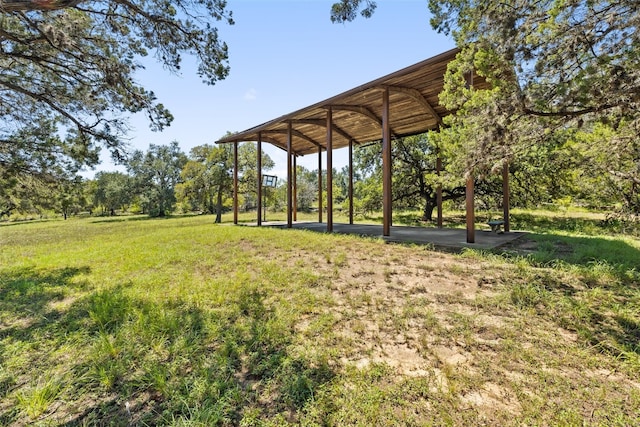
[216,48,510,243]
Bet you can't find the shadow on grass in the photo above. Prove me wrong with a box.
[0,266,91,333]
[89,212,208,225]
[553,289,640,361]
[500,232,640,362]
[511,211,640,236]
[1,270,335,425]
[515,233,640,277]
[0,218,56,228]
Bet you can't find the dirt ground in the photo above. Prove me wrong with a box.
[288,236,638,419]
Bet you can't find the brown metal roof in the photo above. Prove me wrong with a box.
[216,48,488,155]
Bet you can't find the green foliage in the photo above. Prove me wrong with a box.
[293,166,318,211]
[15,376,62,420]
[177,144,234,221]
[353,135,497,220]
[237,143,275,211]
[330,0,377,23]
[428,0,640,216]
[1,0,233,176]
[573,122,640,215]
[93,171,132,215]
[127,141,187,217]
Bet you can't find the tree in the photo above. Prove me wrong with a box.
[330,0,640,216]
[574,122,640,214]
[54,174,87,219]
[429,0,638,171]
[354,135,478,221]
[178,144,233,222]
[237,143,274,211]
[294,166,318,212]
[93,171,132,215]
[329,0,377,23]
[1,0,233,177]
[0,117,88,218]
[128,141,187,217]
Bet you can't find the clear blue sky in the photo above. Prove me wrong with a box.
[99,0,455,180]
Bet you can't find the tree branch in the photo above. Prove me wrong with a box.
[1,0,82,12]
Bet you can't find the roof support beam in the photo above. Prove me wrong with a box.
[252,135,288,152]
[383,85,443,126]
[287,122,293,228]
[327,104,400,138]
[464,71,475,243]
[436,155,443,228]
[233,141,238,225]
[348,139,354,225]
[502,162,510,232]
[318,146,323,223]
[293,155,298,222]
[290,118,356,145]
[261,128,320,151]
[328,104,381,127]
[466,176,475,243]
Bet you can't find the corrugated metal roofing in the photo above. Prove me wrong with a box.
[216,48,488,155]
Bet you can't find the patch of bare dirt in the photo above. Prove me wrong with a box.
[282,236,638,420]
[290,241,526,412]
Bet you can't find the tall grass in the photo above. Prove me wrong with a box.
[1,211,639,425]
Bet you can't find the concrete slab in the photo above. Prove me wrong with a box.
[249,221,526,251]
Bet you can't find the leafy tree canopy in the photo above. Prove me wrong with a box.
[1,0,233,173]
[330,0,376,23]
[430,0,639,167]
[331,0,639,215]
[127,141,187,217]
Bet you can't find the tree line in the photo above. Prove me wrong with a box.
[2,127,630,222]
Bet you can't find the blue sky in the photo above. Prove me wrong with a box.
[104,0,455,180]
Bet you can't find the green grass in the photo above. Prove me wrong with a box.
[1,211,639,425]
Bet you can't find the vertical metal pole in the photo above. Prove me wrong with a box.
[318,146,323,223]
[326,108,333,232]
[287,122,293,228]
[466,176,475,243]
[257,134,262,226]
[382,88,392,236]
[464,70,475,243]
[233,141,238,225]
[503,162,510,232]
[348,139,354,225]
[436,156,443,228]
[293,155,297,222]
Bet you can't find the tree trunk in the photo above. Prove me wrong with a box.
[215,184,223,223]
[422,197,436,221]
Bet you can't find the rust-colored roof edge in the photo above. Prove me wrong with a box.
[215,47,461,144]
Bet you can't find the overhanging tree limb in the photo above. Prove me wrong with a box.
[0,0,82,12]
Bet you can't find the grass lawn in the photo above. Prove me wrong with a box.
[1,212,639,426]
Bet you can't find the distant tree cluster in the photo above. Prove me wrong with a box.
[0,141,279,220]
[2,131,625,222]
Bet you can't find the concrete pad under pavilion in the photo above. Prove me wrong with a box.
[247,222,527,251]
